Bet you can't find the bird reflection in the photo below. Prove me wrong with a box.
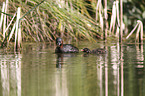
[136,67,144,79]
[56,53,78,68]
[82,53,107,57]
[56,53,63,68]
[82,53,90,57]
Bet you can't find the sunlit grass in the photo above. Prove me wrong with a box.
[8,0,102,42]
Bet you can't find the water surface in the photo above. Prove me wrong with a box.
[0,42,144,96]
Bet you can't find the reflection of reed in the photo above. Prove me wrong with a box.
[55,53,77,96]
[96,53,108,96]
[136,44,144,67]
[120,45,124,96]
[96,44,124,96]
[105,57,108,96]
[135,44,144,96]
[96,58,103,96]
[110,43,120,96]
[55,69,68,96]
[1,63,9,96]
[0,53,22,96]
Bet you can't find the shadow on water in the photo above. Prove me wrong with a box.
[0,42,144,96]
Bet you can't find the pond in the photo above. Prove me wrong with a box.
[0,41,144,96]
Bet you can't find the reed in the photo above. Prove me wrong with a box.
[120,0,123,43]
[95,0,144,43]
[0,2,22,51]
[126,20,143,43]
[11,0,101,42]
[95,0,104,39]
[0,0,144,50]
[0,2,5,35]
[104,0,108,40]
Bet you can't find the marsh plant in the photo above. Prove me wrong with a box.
[0,0,144,50]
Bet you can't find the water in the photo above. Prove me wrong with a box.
[0,41,144,96]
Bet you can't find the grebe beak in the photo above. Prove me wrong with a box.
[81,49,84,51]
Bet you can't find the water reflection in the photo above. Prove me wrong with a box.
[0,53,22,96]
[95,43,144,96]
[56,53,78,68]
[96,44,121,96]
[135,44,144,96]
[56,53,63,68]
[55,54,68,96]
[0,43,144,96]
[55,53,79,96]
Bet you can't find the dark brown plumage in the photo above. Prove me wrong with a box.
[55,37,79,53]
[81,48,107,54]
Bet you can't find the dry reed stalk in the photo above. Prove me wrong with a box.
[3,0,8,38]
[0,2,5,32]
[126,20,143,43]
[126,23,139,39]
[135,23,140,42]
[96,0,101,21]
[116,1,120,41]
[136,20,143,43]
[14,7,21,50]
[8,23,16,41]
[104,0,108,40]
[4,12,16,39]
[96,0,104,39]
[120,0,123,43]
[109,1,120,40]
[139,20,143,43]
[109,2,116,34]
[115,26,120,37]
[116,1,120,27]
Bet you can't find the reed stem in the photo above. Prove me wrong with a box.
[104,0,108,40]
[120,0,123,43]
